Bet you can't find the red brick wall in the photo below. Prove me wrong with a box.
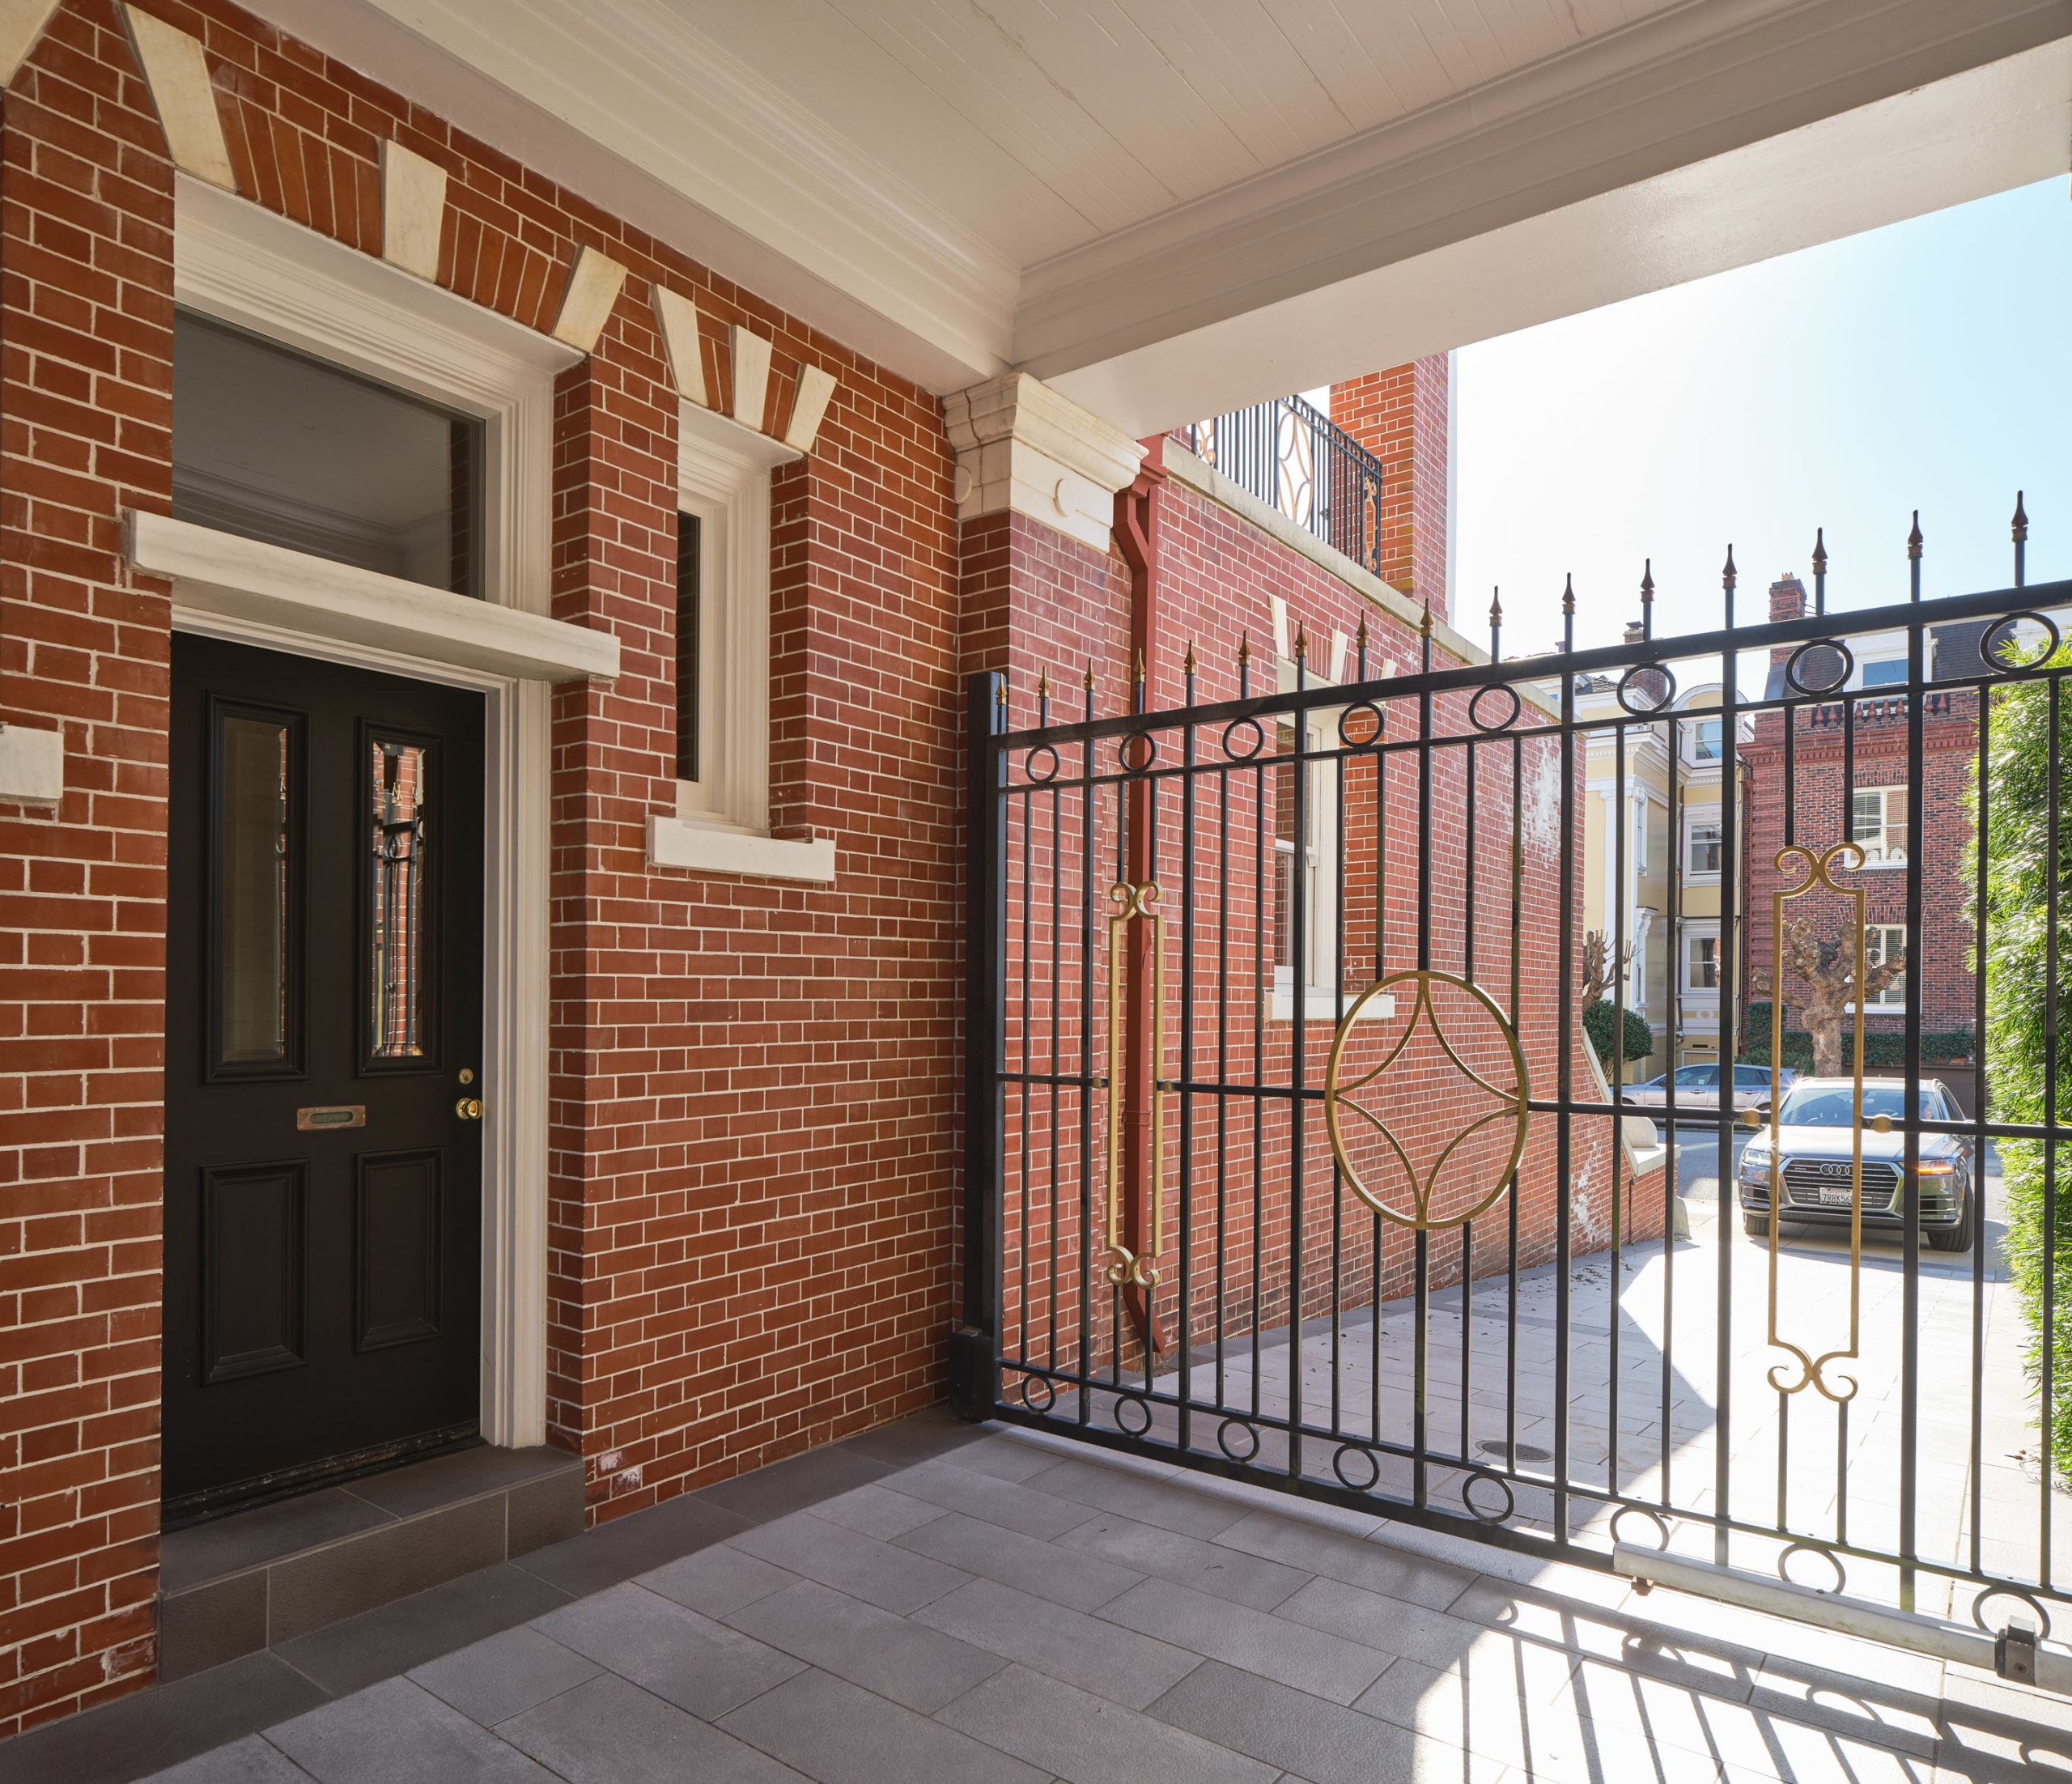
[0,0,176,1731]
[1328,354,1449,623]
[0,0,961,1731]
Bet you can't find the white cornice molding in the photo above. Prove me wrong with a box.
[942,374,1143,555]
[259,0,1011,394]
[134,512,619,683]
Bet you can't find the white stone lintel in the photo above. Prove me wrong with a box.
[942,372,1144,554]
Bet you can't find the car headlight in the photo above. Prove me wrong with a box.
[1915,1161,1958,1179]
[1739,1149,1772,1182]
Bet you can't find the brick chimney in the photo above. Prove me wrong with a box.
[1624,619,1669,705]
[1329,355,1449,627]
[1768,573,1807,677]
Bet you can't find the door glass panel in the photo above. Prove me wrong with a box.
[369,739,429,1060]
[218,715,294,1065]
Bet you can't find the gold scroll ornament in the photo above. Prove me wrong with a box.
[1324,969,1531,1230]
[1103,881,1165,1287]
[1763,841,1871,1403]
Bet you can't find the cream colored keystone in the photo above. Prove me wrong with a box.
[730,325,773,431]
[783,363,838,452]
[380,140,448,281]
[552,245,629,354]
[652,286,708,408]
[123,7,235,191]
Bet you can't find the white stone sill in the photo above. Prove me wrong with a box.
[1266,990,1395,1026]
[134,512,618,684]
[647,815,835,883]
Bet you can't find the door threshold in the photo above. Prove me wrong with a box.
[163,1421,482,1531]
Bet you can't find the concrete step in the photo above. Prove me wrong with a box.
[159,1445,583,1681]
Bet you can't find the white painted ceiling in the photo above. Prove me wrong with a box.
[272,0,2072,432]
[681,0,1687,267]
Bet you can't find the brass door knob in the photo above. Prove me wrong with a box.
[455,1097,483,1120]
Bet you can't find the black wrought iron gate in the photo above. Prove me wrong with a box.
[956,526,2072,1643]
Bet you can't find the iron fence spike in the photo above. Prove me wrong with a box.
[1640,560,1654,601]
[1562,574,1575,616]
[1083,660,1095,691]
[1908,510,1924,558]
[1722,545,1737,590]
[1237,631,1251,666]
[1133,646,1146,682]
[1293,624,1308,661]
[1183,640,1197,677]
[2014,491,2029,541]
[1811,527,1828,572]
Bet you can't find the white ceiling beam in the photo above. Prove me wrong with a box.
[1026,0,2072,432]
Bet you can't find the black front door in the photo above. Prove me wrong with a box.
[164,635,486,1518]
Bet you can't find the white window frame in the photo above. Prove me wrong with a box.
[1687,717,1726,764]
[1857,654,1908,690]
[1682,923,1722,998]
[1270,711,1340,1022]
[647,403,834,882]
[149,174,605,1451]
[1849,784,1909,868]
[1862,923,1908,1009]
[1684,813,1723,881]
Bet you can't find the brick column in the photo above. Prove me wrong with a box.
[1328,355,1449,622]
[0,0,176,1730]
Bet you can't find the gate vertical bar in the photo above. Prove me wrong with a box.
[1900,529,1926,1609]
[955,670,1008,1419]
[1714,550,1740,1567]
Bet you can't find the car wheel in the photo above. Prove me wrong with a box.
[1927,1212,1971,1254]
[1743,1213,1769,1239]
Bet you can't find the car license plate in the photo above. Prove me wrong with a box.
[1819,1184,1853,1206]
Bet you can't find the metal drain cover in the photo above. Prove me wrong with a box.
[1476,1438,1552,1462]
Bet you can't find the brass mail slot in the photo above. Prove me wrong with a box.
[296,1105,366,1131]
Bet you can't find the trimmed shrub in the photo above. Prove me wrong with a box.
[1584,999,1654,1068]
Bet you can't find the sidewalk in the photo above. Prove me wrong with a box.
[15,1412,2070,1783]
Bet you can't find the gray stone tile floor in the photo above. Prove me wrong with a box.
[15,1409,2072,1783]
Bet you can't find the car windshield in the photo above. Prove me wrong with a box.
[1776,1083,1944,1127]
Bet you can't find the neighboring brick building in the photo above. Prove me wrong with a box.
[0,0,1646,1737]
[1742,574,1980,1061]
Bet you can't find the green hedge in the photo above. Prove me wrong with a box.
[1736,1000,1973,1071]
[1977,642,2072,1483]
[1584,999,1654,1067]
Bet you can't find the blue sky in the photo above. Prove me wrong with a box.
[1453,176,2072,690]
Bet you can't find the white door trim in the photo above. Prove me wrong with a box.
[163,177,583,1449]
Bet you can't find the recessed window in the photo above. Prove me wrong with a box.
[1685,934,1720,992]
[676,513,701,784]
[1864,924,1907,1007]
[1850,786,1909,867]
[1272,719,1338,1000]
[1687,819,1722,877]
[173,311,483,596]
[1691,719,1725,761]
[1861,659,1908,688]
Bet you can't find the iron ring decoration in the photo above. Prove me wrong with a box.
[1461,1468,1516,1525]
[1022,743,1061,785]
[1609,1506,1671,1553]
[1117,731,1159,774]
[1325,968,1531,1231]
[1331,1442,1381,1493]
[1615,662,1678,716]
[1972,1584,2053,1642]
[1216,1417,1262,1464]
[1467,683,1522,734]
[1221,716,1264,762]
[1111,1394,1153,1438]
[1018,1374,1057,1414]
[1782,638,1855,697]
[1983,610,2062,673]
[1337,701,1386,752]
[1777,1542,1847,1595]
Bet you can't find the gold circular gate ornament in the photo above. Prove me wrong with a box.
[1324,969,1531,1231]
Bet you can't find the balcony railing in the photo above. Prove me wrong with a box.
[1182,393,1397,584]
[1803,692,1954,727]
